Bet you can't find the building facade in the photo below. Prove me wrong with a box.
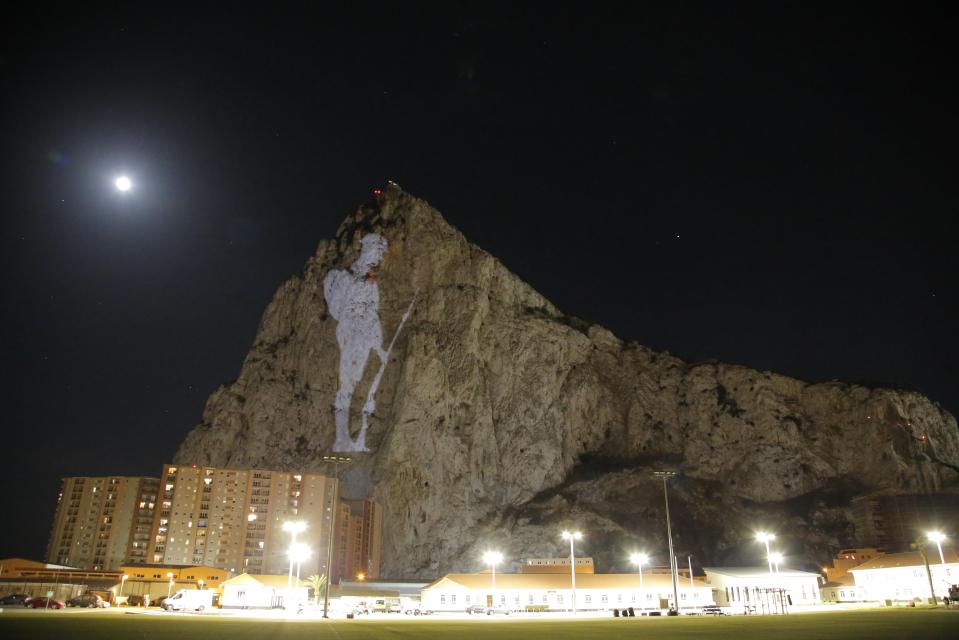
[219,573,309,609]
[849,548,958,601]
[118,562,230,602]
[338,499,382,581]
[823,548,884,585]
[46,476,159,571]
[703,567,821,609]
[520,557,595,574]
[0,557,121,601]
[421,572,714,612]
[146,464,380,582]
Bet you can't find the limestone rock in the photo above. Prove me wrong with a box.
[175,186,959,576]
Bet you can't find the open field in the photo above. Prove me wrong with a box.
[1,608,957,639]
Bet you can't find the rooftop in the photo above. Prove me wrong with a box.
[425,572,710,591]
[703,567,821,578]
[850,549,959,571]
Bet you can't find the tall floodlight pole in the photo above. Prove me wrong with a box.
[483,550,503,608]
[654,471,680,612]
[561,530,583,614]
[928,532,947,566]
[321,455,351,618]
[630,553,648,609]
[756,532,776,576]
[769,552,784,574]
[289,543,311,588]
[283,521,307,589]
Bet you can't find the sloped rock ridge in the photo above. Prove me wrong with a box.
[175,185,959,577]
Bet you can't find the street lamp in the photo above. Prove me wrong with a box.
[167,572,175,598]
[928,531,947,566]
[321,455,352,618]
[483,550,503,609]
[282,521,308,589]
[654,470,680,612]
[755,532,776,576]
[630,552,649,609]
[561,530,583,614]
[769,552,784,573]
[198,579,205,591]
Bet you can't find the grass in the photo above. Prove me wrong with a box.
[0,608,957,639]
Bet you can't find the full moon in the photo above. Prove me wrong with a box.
[114,176,132,191]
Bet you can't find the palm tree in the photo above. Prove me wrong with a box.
[304,574,327,605]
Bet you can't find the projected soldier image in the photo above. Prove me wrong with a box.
[324,233,413,452]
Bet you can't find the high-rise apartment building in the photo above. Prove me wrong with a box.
[46,476,159,571]
[330,499,382,582]
[851,493,959,551]
[344,498,382,580]
[146,464,381,582]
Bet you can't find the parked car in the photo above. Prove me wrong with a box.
[66,594,105,608]
[24,597,65,609]
[404,606,433,615]
[466,604,487,614]
[0,593,29,606]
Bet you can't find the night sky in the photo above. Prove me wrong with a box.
[2,4,956,561]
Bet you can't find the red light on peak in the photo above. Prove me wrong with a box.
[192,464,197,468]
[372,188,383,197]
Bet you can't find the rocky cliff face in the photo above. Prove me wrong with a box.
[175,186,959,576]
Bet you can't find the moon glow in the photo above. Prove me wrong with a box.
[114,176,132,191]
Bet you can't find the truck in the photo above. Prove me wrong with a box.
[163,589,214,612]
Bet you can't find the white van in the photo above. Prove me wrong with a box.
[163,589,214,612]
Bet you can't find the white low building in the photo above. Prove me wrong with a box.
[703,567,821,611]
[421,572,714,612]
[219,573,308,609]
[849,549,958,603]
[820,581,866,603]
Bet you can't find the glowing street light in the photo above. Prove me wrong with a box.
[769,552,784,573]
[561,530,583,614]
[483,550,503,608]
[283,521,307,589]
[114,176,132,192]
[167,572,175,598]
[928,531,947,566]
[630,552,649,609]
[756,532,776,576]
[198,579,205,590]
